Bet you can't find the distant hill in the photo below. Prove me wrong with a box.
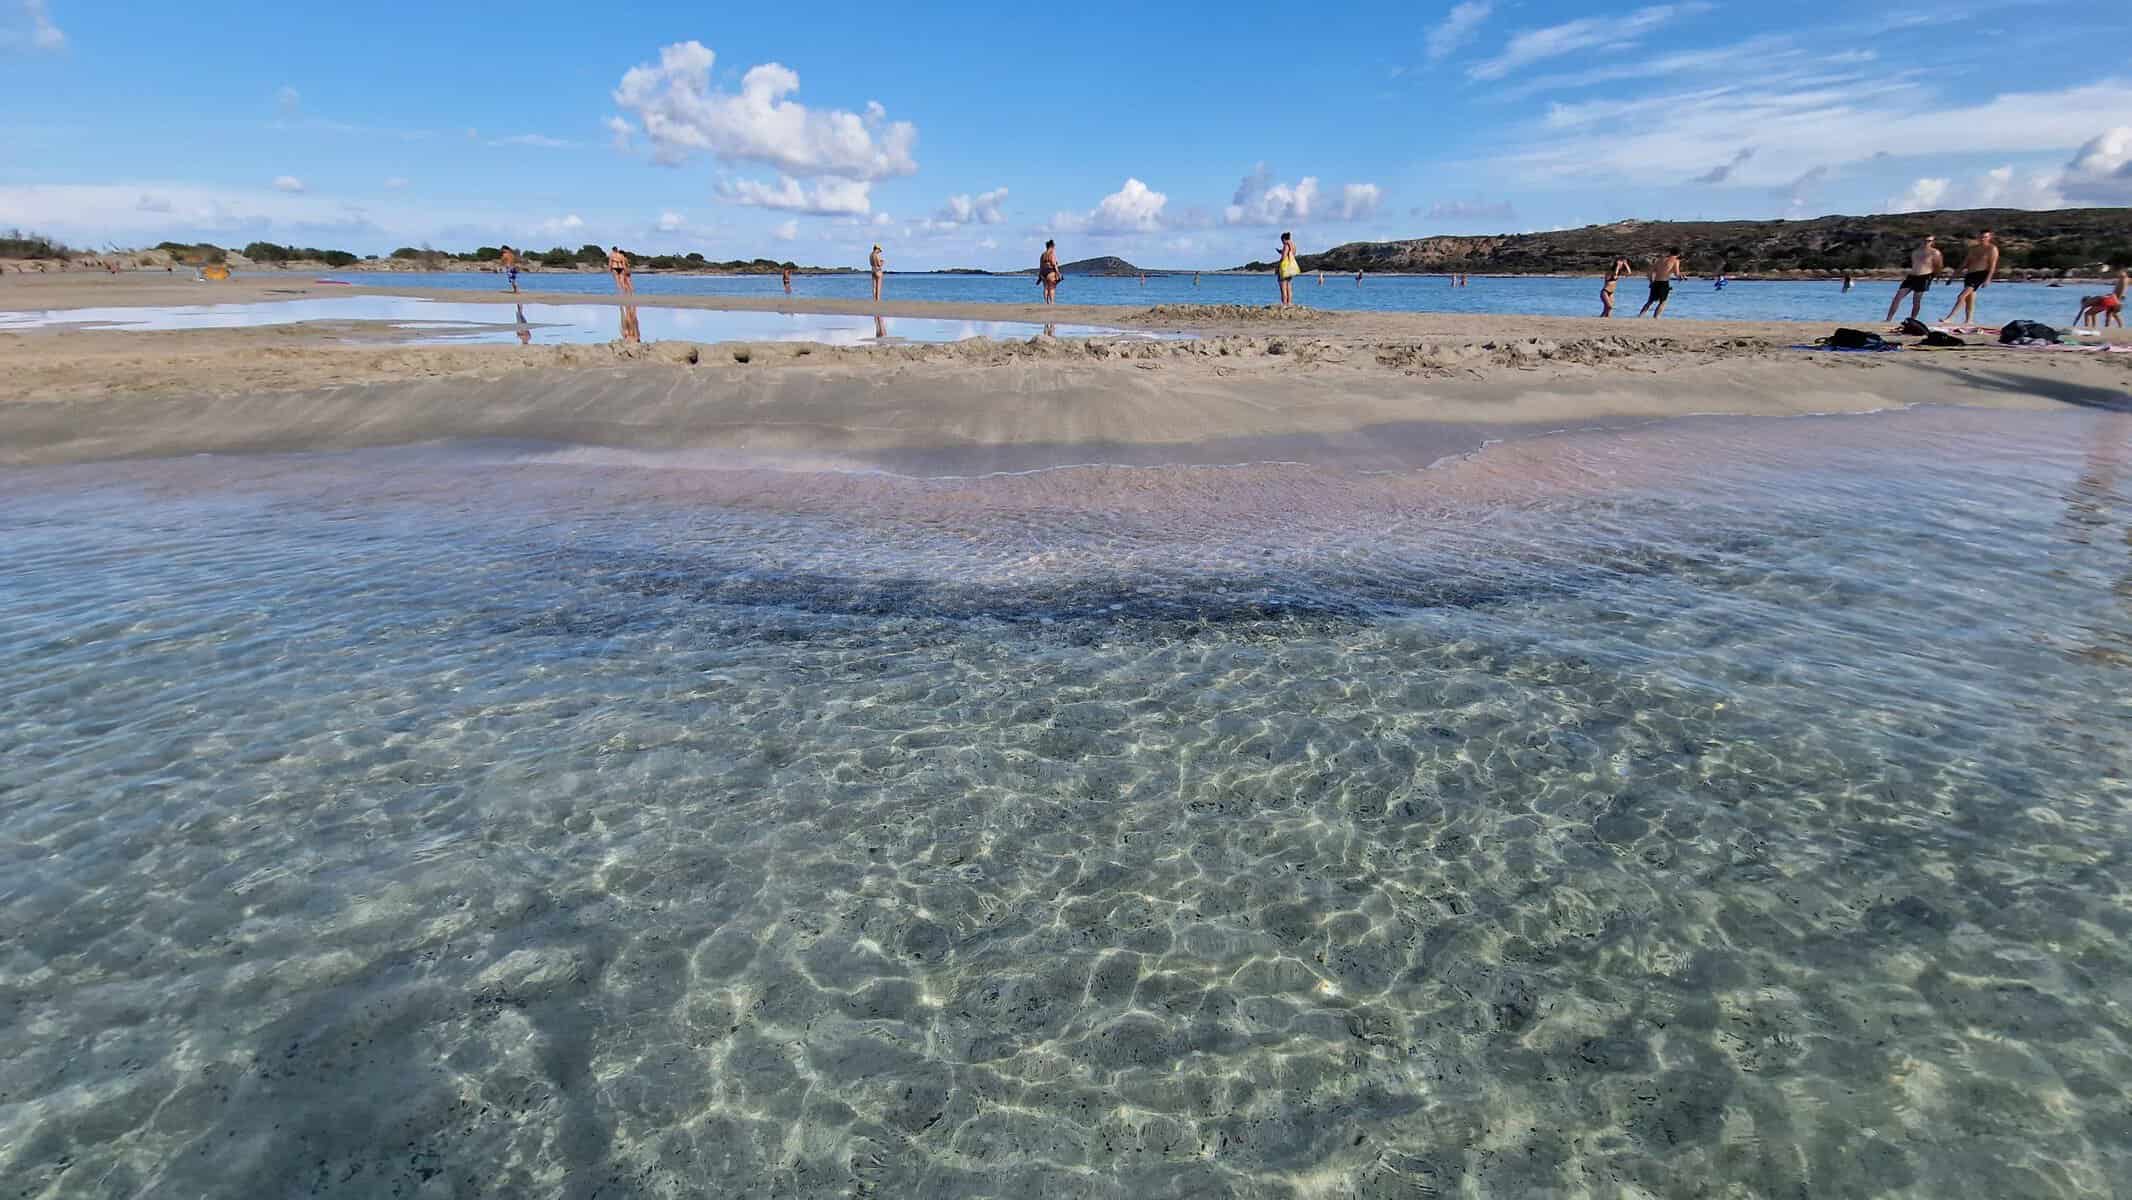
[1054,255,1142,276]
[1238,208,2132,276]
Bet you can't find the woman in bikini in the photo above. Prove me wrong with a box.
[607,246,633,295]
[1601,255,1631,317]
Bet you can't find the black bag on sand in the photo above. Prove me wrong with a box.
[1823,328,1888,350]
[1999,320,2060,344]
[1922,330,1966,347]
[1899,317,1931,336]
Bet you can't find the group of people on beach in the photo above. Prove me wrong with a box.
[485,224,2116,329]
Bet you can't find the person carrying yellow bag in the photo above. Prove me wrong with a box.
[1276,231,1300,306]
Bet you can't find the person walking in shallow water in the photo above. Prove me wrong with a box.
[781,265,792,295]
[607,246,633,295]
[1276,232,1299,306]
[1039,239,1061,304]
[500,245,520,294]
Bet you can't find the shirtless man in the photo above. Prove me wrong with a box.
[500,245,520,294]
[1941,230,1998,325]
[607,246,633,295]
[781,265,792,295]
[1636,249,1682,318]
[1885,235,1943,323]
[869,244,884,301]
[1039,239,1061,304]
[1601,254,1632,317]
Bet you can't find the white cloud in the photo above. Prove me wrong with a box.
[383,176,409,189]
[1470,4,1697,80]
[1426,1,1492,63]
[1887,177,1948,213]
[1780,164,1831,210]
[605,116,633,150]
[1424,199,1516,222]
[538,214,585,237]
[1490,77,2132,188]
[273,175,306,194]
[1973,164,2064,209]
[490,133,574,148]
[656,210,686,232]
[135,193,172,213]
[2064,126,2132,205]
[613,41,918,181]
[1338,183,1383,220]
[976,237,998,250]
[275,85,300,116]
[1224,164,1317,225]
[772,218,798,241]
[936,186,1008,226]
[720,175,871,216]
[871,212,892,227]
[1055,177,1168,235]
[7,0,64,50]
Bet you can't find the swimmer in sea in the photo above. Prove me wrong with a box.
[1039,239,1061,304]
[1885,235,1943,323]
[607,246,633,294]
[1601,255,1631,317]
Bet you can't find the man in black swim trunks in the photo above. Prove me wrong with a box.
[1636,248,1682,318]
[1885,234,1944,323]
[1941,229,1997,325]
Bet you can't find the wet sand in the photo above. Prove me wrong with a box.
[2,272,2127,472]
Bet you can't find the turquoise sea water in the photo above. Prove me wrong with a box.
[331,268,2094,325]
[4,408,2132,1197]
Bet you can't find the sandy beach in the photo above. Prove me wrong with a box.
[3,272,2126,471]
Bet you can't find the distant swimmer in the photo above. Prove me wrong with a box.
[1885,235,1943,323]
[1317,271,1324,286]
[500,245,520,294]
[607,246,633,294]
[870,244,884,301]
[1601,255,1632,317]
[1637,248,1682,318]
[1355,270,1363,285]
[1275,231,1299,306]
[1039,239,1061,304]
[1714,274,1728,290]
[1194,272,1201,286]
[1941,230,1998,325]
[1841,269,1853,293]
[781,265,793,295]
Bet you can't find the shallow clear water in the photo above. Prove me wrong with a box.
[327,268,2093,325]
[4,410,2132,1198]
[0,298,1167,345]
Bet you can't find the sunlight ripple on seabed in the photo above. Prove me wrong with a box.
[2,406,2131,1198]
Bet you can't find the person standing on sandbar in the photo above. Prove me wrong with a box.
[1942,230,1998,325]
[1039,239,1061,304]
[1885,235,1943,323]
[1637,249,1681,318]
[1276,231,1299,306]
[869,244,885,301]
[500,245,520,294]
[781,265,793,295]
[607,245,633,294]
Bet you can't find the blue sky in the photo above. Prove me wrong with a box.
[3,0,2128,269]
